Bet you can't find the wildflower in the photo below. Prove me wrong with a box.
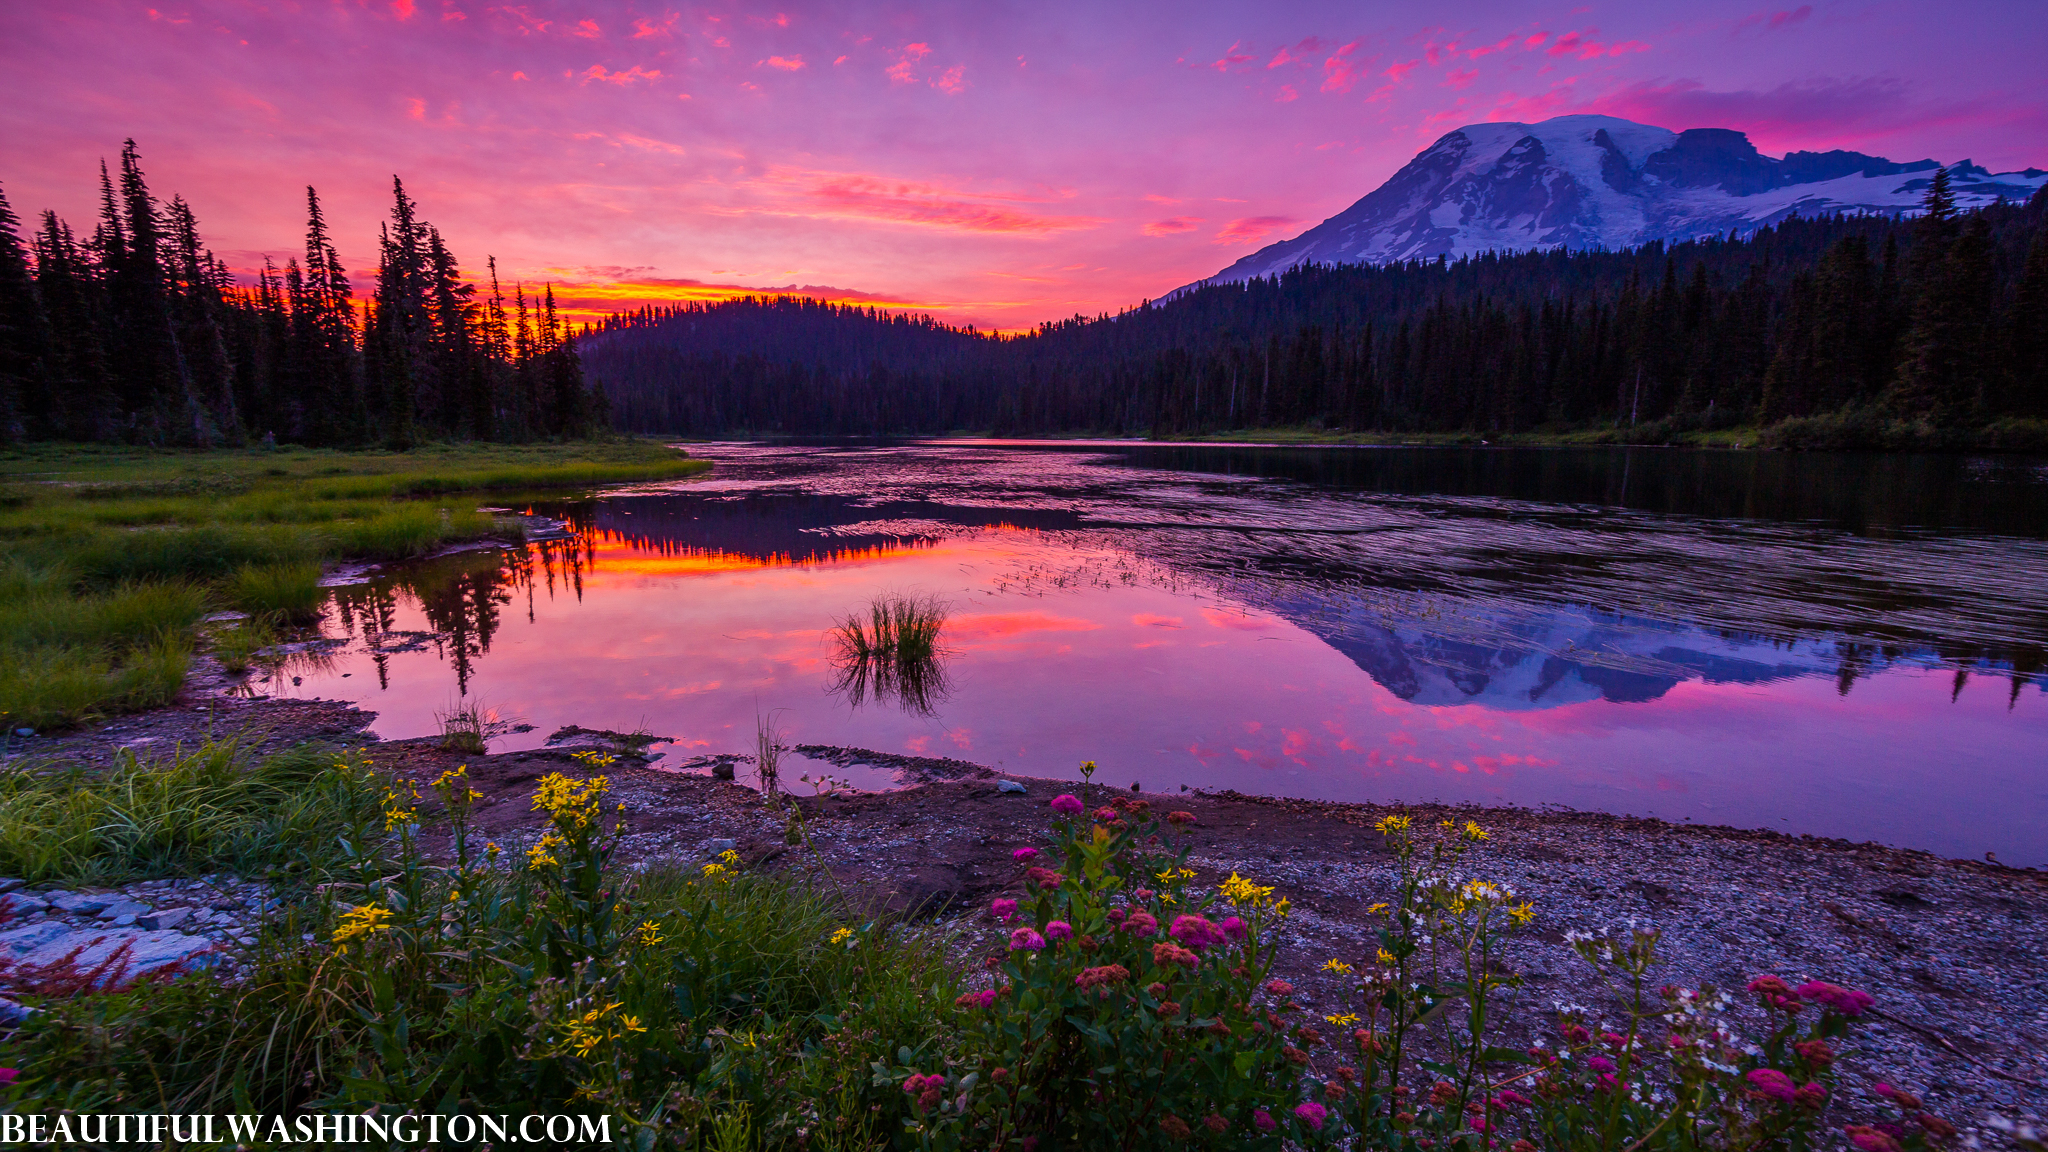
[1265,979,1294,996]
[1120,911,1159,936]
[1794,1039,1834,1067]
[526,830,565,870]
[1469,1116,1492,1133]
[331,903,393,953]
[1158,1116,1191,1139]
[1917,1115,1957,1138]
[991,898,1019,923]
[1845,1126,1903,1152]
[1093,805,1119,823]
[1462,820,1488,841]
[1219,871,1275,906]
[1178,867,1196,878]
[1073,959,1138,988]
[1025,866,1065,889]
[1367,902,1390,914]
[1795,980,1874,1017]
[955,989,1000,1009]
[1273,896,1291,918]
[829,927,855,947]
[1050,794,1084,815]
[1012,847,1041,861]
[902,1073,946,1111]
[1293,1101,1326,1130]
[1152,941,1199,967]
[1321,958,1353,974]
[485,841,501,859]
[0,1070,14,1084]
[1219,915,1247,940]
[1746,1068,1799,1103]
[1874,1083,1923,1110]
[1325,1013,1360,1026]
[640,920,666,947]
[1044,920,1073,941]
[699,860,728,881]
[1010,927,1048,951]
[1376,947,1397,966]
[1168,914,1226,951]
[1203,1115,1227,1134]
[1588,1056,1616,1074]
[1494,1089,1532,1108]
[1509,902,1536,925]
[1251,1110,1276,1133]
[1158,1000,1182,1016]
[1167,811,1195,827]
[1795,1082,1828,1109]
[1374,814,1412,834]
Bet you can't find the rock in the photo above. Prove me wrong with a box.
[1,893,48,918]
[96,900,150,921]
[112,914,138,928]
[996,780,1028,794]
[137,907,194,931]
[705,838,737,856]
[0,996,31,1025]
[12,728,32,738]
[3,922,217,984]
[0,921,75,955]
[47,892,112,916]
[0,878,23,895]
[712,760,737,781]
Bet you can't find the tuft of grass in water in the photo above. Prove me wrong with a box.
[227,562,326,625]
[830,592,952,715]
[0,635,192,731]
[210,617,277,676]
[435,697,520,755]
[0,738,383,884]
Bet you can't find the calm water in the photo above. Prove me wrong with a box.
[268,442,2048,864]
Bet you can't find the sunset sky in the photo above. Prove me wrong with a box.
[6,1,2045,330]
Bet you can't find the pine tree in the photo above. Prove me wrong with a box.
[0,183,47,440]
[2002,231,2048,418]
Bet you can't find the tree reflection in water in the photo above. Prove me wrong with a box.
[828,593,953,716]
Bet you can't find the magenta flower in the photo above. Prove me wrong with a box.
[1012,847,1041,861]
[1293,1102,1327,1130]
[1010,927,1047,951]
[1795,981,1874,1017]
[1045,920,1073,941]
[1264,979,1294,996]
[1120,911,1159,936]
[1468,1116,1492,1133]
[1025,866,1065,889]
[1169,914,1227,952]
[1493,1089,1532,1108]
[990,898,1018,923]
[1588,1056,1616,1074]
[1219,915,1247,940]
[1746,1068,1799,1102]
[1050,794,1084,815]
[1093,806,1118,822]
[1847,1127,1903,1152]
[0,1069,15,1084]
[1251,1109,1276,1133]
[954,989,999,1009]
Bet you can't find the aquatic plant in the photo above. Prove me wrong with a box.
[434,697,516,755]
[227,561,326,625]
[829,592,951,715]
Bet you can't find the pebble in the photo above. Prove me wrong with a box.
[996,780,1028,794]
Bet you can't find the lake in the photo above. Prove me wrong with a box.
[266,442,2048,865]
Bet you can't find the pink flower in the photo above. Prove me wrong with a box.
[1795,981,1873,1017]
[1846,1126,1903,1152]
[1747,1068,1799,1102]
[1587,1056,1615,1074]
[1010,927,1047,951]
[1219,915,1247,940]
[1050,794,1084,815]
[1093,806,1118,822]
[1265,979,1294,996]
[1074,964,1129,988]
[1468,1116,1492,1133]
[1025,866,1064,889]
[1493,1089,1532,1108]
[1169,914,1227,952]
[1120,911,1159,936]
[1597,1073,1619,1092]
[990,898,1018,924]
[0,1069,14,1084]
[1251,1109,1276,1133]
[1045,920,1073,941]
[1293,1102,1327,1130]
[1012,847,1041,861]
[954,989,999,1009]
[1134,887,1154,901]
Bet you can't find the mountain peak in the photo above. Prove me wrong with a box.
[1191,115,2044,289]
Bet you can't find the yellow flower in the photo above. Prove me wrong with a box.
[639,919,665,946]
[830,927,856,946]
[621,1014,646,1034]
[1462,820,1489,842]
[1273,897,1291,919]
[1321,958,1353,974]
[526,829,566,871]
[1374,814,1412,834]
[1177,868,1197,879]
[1375,947,1397,966]
[1325,1013,1361,1026]
[1367,902,1390,915]
[1219,871,1275,906]
[485,841,501,859]
[720,849,741,865]
[1509,902,1536,926]
[701,860,729,881]
[331,903,394,953]
[447,889,461,903]
[1154,869,1176,883]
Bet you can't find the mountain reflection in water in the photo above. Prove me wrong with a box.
[273,443,2048,864]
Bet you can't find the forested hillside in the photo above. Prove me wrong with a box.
[584,172,2048,447]
[0,141,605,448]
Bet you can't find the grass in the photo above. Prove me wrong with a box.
[434,697,512,755]
[0,439,708,729]
[830,592,952,715]
[0,738,386,884]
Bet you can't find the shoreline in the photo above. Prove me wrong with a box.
[10,692,2045,1139]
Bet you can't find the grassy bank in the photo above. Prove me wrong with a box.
[0,440,708,729]
[1142,415,2048,452]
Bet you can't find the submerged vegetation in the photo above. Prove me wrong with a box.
[0,440,707,729]
[1,754,1971,1150]
[830,592,952,715]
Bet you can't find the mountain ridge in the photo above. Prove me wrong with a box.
[1191,114,2047,289]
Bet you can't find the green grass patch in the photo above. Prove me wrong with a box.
[0,737,380,884]
[0,440,708,728]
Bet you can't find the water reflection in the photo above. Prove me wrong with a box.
[276,443,2048,863]
[828,593,954,716]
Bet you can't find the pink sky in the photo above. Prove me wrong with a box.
[6,1,2044,329]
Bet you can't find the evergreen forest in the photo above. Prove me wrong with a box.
[0,141,606,448]
[582,172,2048,449]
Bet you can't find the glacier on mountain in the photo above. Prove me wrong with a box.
[1195,114,2046,287]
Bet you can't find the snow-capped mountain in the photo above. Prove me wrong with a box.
[1196,114,2046,286]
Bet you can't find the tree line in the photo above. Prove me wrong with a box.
[583,171,2048,446]
[0,141,606,447]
